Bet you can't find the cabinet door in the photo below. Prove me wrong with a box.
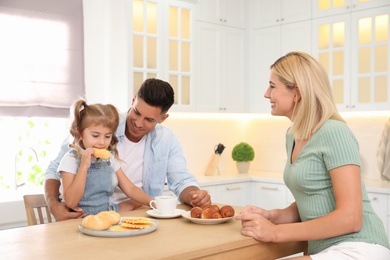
[131,0,196,112]
[196,22,246,112]
[213,182,250,207]
[249,21,311,113]
[219,26,246,112]
[252,182,287,209]
[221,0,247,28]
[313,7,390,111]
[249,27,281,113]
[350,8,390,111]
[312,14,352,111]
[196,22,220,112]
[251,0,311,28]
[196,0,246,28]
[368,192,388,234]
[313,0,390,18]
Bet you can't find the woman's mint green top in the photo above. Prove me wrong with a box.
[284,119,390,254]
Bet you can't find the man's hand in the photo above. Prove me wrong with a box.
[50,201,85,221]
[45,179,85,221]
[189,189,212,207]
[180,186,211,207]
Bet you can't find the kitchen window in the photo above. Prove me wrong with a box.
[0,0,84,201]
[0,0,85,117]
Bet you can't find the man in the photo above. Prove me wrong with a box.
[45,78,211,220]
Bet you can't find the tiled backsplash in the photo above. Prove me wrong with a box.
[163,114,389,181]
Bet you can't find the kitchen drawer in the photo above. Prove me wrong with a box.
[367,192,388,234]
[252,182,287,209]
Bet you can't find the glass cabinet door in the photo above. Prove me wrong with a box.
[313,7,390,111]
[313,0,390,18]
[351,9,389,110]
[314,15,351,109]
[166,4,193,107]
[131,0,194,111]
[132,0,160,94]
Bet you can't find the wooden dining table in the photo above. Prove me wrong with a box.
[0,204,307,259]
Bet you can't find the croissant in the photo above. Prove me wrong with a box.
[190,207,203,218]
[201,207,222,219]
[94,148,111,159]
[190,204,235,219]
[220,205,235,218]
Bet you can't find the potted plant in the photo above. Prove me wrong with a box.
[231,142,255,173]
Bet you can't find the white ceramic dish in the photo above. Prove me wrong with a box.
[181,211,234,225]
[79,217,159,238]
[146,209,185,219]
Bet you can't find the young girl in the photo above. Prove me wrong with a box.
[58,99,154,215]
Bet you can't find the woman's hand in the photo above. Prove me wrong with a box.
[239,205,271,219]
[235,211,276,242]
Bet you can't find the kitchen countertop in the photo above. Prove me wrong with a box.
[195,171,390,195]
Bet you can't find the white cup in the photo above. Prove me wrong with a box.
[149,195,178,216]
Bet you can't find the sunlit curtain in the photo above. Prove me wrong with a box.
[0,0,84,117]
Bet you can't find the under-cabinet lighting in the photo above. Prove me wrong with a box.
[169,111,389,120]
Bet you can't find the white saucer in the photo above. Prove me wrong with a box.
[146,209,185,219]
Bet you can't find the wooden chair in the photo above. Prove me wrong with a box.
[23,194,53,225]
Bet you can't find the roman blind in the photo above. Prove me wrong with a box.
[0,0,84,117]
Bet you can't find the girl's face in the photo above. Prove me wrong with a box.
[264,70,297,120]
[80,124,113,150]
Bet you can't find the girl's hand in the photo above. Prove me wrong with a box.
[80,147,94,170]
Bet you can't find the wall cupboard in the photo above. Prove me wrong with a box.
[131,0,196,112]
[248,0,312,113]
[195,0,247,113]
[312,6,390,111]
[126,0,390,113]
[196,0,246,29]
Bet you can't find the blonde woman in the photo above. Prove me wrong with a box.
[236,52,390,259]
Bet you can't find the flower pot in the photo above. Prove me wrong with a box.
[236,161,250,174]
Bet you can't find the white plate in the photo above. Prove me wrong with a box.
[146,209,185,219]
[79,217,159,238]
[181,211,234,225]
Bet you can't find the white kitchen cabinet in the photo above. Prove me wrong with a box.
[201,182,250,207]
[196,22,246,113]
[208,182,250,207]
[312,6,390,111]
[368,192,388,235]
[131,0,196,112]
[249,21,312,113]
[312,0,389,18]
[248,0,312,113]
[250,0,312,29]
[252,182,288,210]
[196,0,247,28]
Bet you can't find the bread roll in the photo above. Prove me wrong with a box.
[96,210,121,225]
[82,215,112,231]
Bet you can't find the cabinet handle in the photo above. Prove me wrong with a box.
[260,186,278,191]
[226,186,241,191]
[370,197,378,202]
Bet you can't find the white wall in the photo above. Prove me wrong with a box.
[163,113,390,181]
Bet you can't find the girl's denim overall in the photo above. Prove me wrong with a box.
[71,150,119,215]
